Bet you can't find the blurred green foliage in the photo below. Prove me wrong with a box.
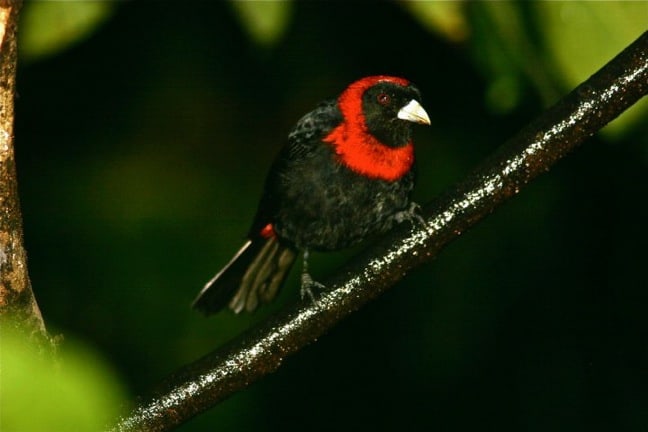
[403,1,469,43]
[537,1,648,134]
[1,326,126,431]
[9,1,648,431]
[229,0,293,47]
[19,1,114,62]
[407,1,648,130]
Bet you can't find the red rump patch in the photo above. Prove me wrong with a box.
[323,76,414,182]
[259,223,275,238]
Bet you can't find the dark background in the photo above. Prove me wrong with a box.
[14,2,647,431]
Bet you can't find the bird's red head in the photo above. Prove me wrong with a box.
[324,76,429,182]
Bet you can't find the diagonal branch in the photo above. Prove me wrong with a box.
[111,31,648,432]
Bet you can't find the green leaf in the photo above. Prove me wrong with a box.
[536,1,648,136]
[19,2,114,62]
[229,0,293,48]
[1,326,126,431]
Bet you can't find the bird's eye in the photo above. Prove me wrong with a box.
[377,93,391,106]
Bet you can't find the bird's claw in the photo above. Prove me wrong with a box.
[300,272,325,303]
[395,201,426,228]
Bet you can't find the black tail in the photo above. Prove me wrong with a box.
[192,237,297,314]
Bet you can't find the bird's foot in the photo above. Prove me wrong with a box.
[394,201,426,228]
[300,272,325,303]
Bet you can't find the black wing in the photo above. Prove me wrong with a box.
[248,99,342,237]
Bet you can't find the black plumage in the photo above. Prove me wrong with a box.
[193,76,429,314]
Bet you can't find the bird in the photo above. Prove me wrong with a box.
[192,75,430,314]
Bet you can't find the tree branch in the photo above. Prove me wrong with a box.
[0,0,50,345]
[112,31,648,432]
